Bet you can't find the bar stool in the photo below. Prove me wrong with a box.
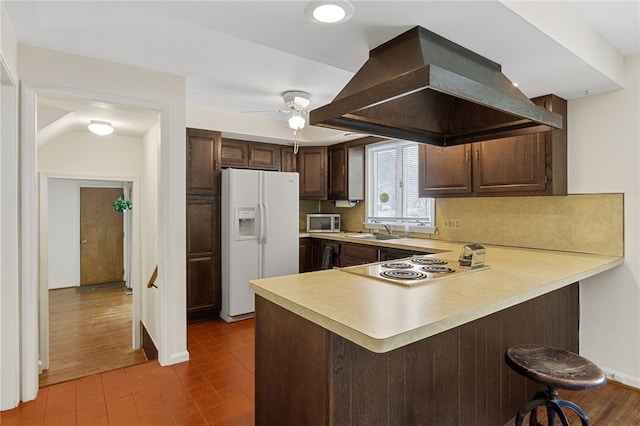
[505,344,607,426]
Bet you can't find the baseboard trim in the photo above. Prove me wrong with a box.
[141,322,158,361]
[602,367,640,390]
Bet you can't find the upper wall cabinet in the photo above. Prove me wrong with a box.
[221,138,281,170]
[419,94,567,198]
[281,146,297,172]
[298,146,328,200]
[328,136,384,200]
[186,128,221,196]
[328,144,365,200]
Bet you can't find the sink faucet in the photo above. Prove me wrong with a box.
[383,224,393,235]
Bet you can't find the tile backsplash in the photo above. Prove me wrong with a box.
[299,194,624,257]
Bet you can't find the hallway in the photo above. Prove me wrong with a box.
[40,284,147,387]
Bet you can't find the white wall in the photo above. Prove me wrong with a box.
[40,132,144,291]
[141,122,160,351]
[16,44,187,405]
[568,55,640,388]
[39,131,143,176]
[47,179,78,289]
[46,178,133,290]
[0,0,19,411]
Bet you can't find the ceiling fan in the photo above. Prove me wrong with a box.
[242,90,312,136]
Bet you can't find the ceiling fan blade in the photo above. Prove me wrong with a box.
[240,109,291,114]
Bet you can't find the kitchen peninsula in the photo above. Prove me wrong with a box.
[250,236,622,425]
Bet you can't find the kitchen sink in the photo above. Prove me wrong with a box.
[348,234,404,241]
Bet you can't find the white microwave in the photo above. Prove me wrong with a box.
[307,214,341,233]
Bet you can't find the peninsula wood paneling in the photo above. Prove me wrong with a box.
[255,283,580,425]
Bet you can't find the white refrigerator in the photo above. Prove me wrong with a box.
[221,168,299,322]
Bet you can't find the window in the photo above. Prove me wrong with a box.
[365,140,435,233]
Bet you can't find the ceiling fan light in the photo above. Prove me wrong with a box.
[305,1,354,24]
[88,120,114,136]
[289,113,306,131]
[314,5,344,23]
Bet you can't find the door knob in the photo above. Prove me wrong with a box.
[81,240,87,244]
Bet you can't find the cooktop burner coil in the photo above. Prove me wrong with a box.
[411,257,448,266]
[380,269,428,280]
[420,265,456,274]
[380,262,413,269]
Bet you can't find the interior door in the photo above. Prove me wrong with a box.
[80,187,124,285]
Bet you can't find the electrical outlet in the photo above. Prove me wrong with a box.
[442,219,461,230]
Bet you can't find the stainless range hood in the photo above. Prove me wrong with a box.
[310,26,562,146]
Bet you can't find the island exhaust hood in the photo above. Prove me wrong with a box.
[310,26,562,146]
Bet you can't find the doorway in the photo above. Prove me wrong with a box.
[40,178,144,386]
[34,91,158,385]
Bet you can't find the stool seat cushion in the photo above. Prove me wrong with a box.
[506,344,607,391]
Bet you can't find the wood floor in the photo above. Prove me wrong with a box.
[506,381,640,425]
[39,284,147,387]
[561,382,640,425]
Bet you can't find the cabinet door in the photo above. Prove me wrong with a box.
[310,239,323,271]
[281,146,297,172]
[473,133,546,194]
[299,238,310,273]
[221,139,249,168]
[298,147,328,200]
[328,145,347,199]
[186,129,221,195]
[341,242,379,267]
[186,196,220,321]
[379,247,424,261]
[186,255,217,322]
[249,143,280,170]
[418,143,471,197]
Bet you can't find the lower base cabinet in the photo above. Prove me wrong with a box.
[255,283,579,425]
[186,196,220,322]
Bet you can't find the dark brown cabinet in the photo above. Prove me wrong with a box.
[186,128,221,322]
[187,129,221,195]
[249,143,280,170]
[328,137,379,200]
[298,146,328,199]
[379,247,424,261]
[281,146,297,172]
[419,94,567,198]
[221,138,281,170]
[341,242,379,267]
[220,138,249,168]
[186,197,219,321]
[299,238,311,273]
[418,143,472,196]
[328,145,348,199]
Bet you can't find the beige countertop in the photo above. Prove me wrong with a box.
[251,234,623,353]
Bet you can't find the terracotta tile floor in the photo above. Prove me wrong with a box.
[1,318,255,426]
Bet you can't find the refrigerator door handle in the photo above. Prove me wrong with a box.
[262,203,268,245]
[258,202,265,278]
[258,202,265,243]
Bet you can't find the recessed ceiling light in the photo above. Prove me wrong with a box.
[88,120,114,136]
[305,1,354,24]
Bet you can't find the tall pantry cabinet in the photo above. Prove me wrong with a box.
[186,128,222,322]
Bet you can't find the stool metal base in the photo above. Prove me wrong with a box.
[515,388,590,426]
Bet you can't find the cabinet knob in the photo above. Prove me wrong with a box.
[80,240,88,244]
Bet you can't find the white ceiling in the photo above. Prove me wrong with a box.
[5,1,639,145]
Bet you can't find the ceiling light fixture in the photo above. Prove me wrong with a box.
[288,111,306,132]
[88,120,114,136]
[305,1,354,24]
